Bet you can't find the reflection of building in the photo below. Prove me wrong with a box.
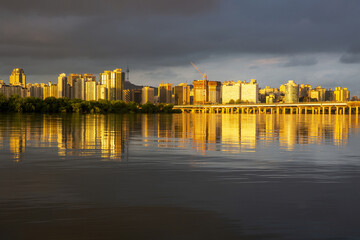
[279,115,298,150]
[240,115,257,149]
[221,114,240,152]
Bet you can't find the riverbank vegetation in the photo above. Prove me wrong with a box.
[0,94,181,114]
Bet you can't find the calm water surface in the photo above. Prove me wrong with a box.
[0,113,360,240]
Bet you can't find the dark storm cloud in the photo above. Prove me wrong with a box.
[339,53,360,64]
[1,0,360,79]
[281,56,318,67]
[1,0,220,16]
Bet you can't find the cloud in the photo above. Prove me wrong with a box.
[339,52,360,64]
[0,0,220,17]
[1,0,360,86]
[281,56,318,67]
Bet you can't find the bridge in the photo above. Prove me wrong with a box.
[174,102,360,114]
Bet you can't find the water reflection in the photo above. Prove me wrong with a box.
[0,113,359,161]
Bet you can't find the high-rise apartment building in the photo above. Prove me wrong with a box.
[57,73,68,98]
[193,80,208,104]
[174,83,190,105]
[310,86,325,101]
[122,89,131,103]
[208,81,221,104]
[42,83,50,99]
[222,81,241,104]
[100,69,125,101]
[28,83,43,99]
[50,82,58,98]
[73,78,85,100]
[159,83,173,103]
[85,80,97,101]
[325,89,334,101]
[9,68,26,88]
[0,85,27,98]
[141,87,155,104]
[97,84,107,100]
[334,87,350,102]
[131,89,142,104]
[284,80,299,103]
[241,79,259,103]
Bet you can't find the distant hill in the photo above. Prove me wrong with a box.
[124,81,158,96]
[124,81,143,90]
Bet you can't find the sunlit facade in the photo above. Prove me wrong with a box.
[9,68,26,88]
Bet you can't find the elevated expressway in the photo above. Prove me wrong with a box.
[174,102,360,114]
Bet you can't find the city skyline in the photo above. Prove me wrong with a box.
[1,1,360,96]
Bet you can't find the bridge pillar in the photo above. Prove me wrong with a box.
[349,107,352,116]
[312,107,315,114]
[322,107,325,114]
[357,107,359,115]
[336,107,339,115]
[343,107,346,115]
[329,107,331,115]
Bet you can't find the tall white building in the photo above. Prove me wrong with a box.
[241,79,259,103]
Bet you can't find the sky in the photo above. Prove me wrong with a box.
[1,0,360,95]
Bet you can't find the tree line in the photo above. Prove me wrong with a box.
[0,94,181,114]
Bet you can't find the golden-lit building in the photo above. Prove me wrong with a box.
[141,86,155,104]
[67,74,81,87]
[334,87,350,102]
[222,81,241,104]
[284,80,299,103]
[310,86,325,101]
[174,83,190,105]
[85,80,97,101]
[159,83,173,103]
[241,79,259,103]
[1,85,26,98]
[299,84,312,99]
[57,73,68,98]
[193,80,208,104]
[73,78,85,100]
[97,84,107,100]
[122,89,131,103]
[99,69,125,101]
[208,81,221,104]
[325,88,334,101]
[9,68,26,88]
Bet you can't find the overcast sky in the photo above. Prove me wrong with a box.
[1,0,360,95]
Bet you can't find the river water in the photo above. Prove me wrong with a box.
[0,113,359,240]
